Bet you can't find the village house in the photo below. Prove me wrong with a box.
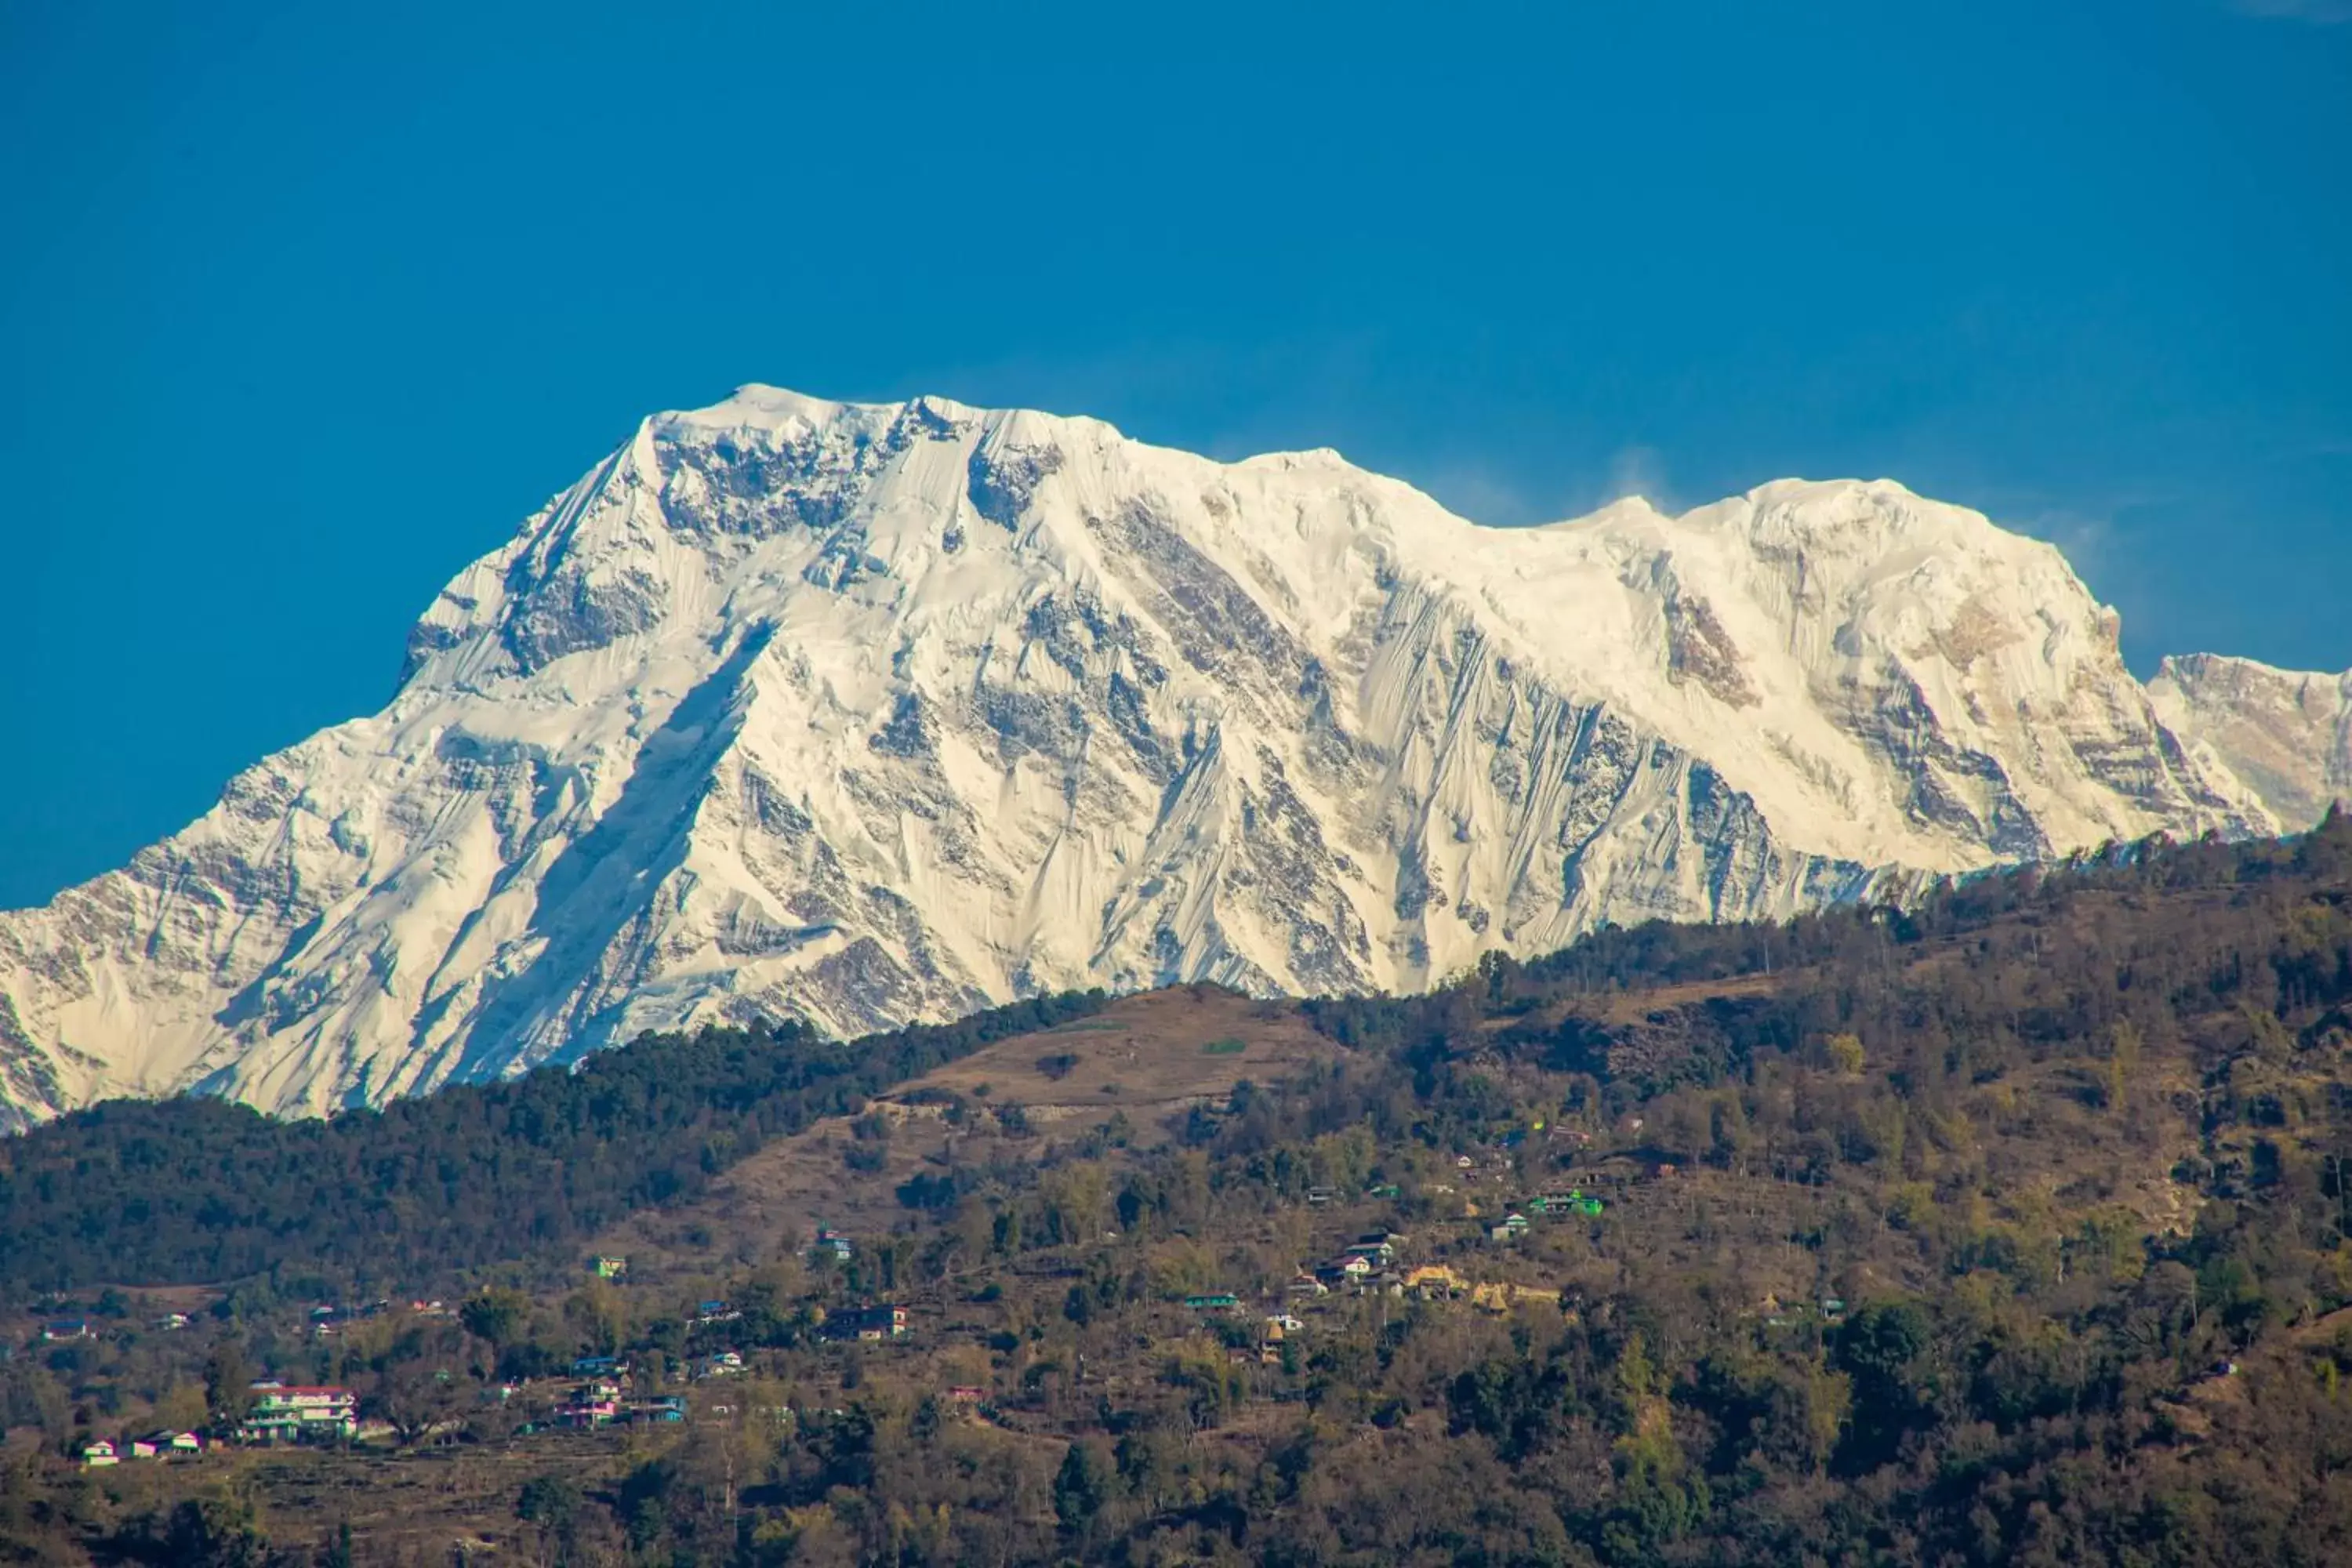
[812,1226,855,1261]
[1530,1191,1606,1217]
[822,1303,908,1341]
[80,1440,118,1468]
[572,1355,629,1379]
[122,1439,198,1467]
[126,1431,197,1459]
[151,1312,191,1332]
[695,1351,745,1378]
[587,1254,629,1280]
[40,1319,89,1343]
[1333,1255,1374,1283]
[1182,1293,1241,1312]
[1287,1272,1329,1298]
[556,1379,624,1428]
[241,1384,358,1443]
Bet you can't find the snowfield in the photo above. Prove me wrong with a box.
[1,386,2341,1124]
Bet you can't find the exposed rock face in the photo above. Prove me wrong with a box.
[0,387,2321,1123]
[2147,654,2352,833]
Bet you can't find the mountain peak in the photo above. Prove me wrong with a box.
[704,381,853,423]
[0,386,2332,1127]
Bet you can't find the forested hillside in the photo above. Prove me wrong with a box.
[3,815,2350,1566]
[0,991,1106,1301]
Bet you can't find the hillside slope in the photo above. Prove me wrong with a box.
[6,817,2349,1568]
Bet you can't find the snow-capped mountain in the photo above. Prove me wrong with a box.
[0,387,2338,1125]
[2147,654,2352,834]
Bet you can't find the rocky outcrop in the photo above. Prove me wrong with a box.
[2147,654,2352,832]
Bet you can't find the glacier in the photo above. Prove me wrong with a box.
[1,385,2342,1125]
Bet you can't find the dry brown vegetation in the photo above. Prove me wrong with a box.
[601,986,1346,1272]
[6,817,2352,1566]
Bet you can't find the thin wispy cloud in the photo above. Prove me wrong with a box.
[2009,509,2120,583]
[1416,445,1686,531]
[1596,445,1679,517]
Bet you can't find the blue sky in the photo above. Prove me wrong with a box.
[3,0,2347,908]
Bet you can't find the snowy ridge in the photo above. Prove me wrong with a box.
[2147,654,2352,833]
[0,386,2334,1123]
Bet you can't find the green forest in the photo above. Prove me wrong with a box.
[2,815,2350,1566]
[0,991,1107,1301]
